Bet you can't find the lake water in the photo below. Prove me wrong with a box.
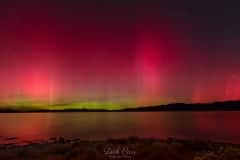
[0,112,239,144]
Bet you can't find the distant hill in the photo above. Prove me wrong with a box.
[121,100,240,112]
[0,100,239,112]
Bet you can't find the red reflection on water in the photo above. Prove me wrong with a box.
[194,112,240,142]
[133,112,173,138]
[0,114,52,143]
[16,116,48,141]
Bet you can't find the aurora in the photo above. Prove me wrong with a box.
[0,1,240,110]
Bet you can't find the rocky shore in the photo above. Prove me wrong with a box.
[0,137,240,160]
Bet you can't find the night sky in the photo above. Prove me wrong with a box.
[0,0,240,108]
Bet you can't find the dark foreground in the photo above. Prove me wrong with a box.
[0,137,240,160]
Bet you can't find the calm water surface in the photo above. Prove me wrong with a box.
[0,112,239,144]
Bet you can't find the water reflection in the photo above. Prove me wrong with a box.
[0,112,239,144]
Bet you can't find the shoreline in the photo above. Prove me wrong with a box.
[0,137,240,160]
[0,100,239,113]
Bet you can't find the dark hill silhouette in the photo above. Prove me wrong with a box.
[121,100,240,112]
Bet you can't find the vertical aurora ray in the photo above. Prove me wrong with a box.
[136,31,163,105]
[224,75,240,101]
[134,13,190,105]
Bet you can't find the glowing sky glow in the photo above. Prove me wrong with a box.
[0,1,240,109]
